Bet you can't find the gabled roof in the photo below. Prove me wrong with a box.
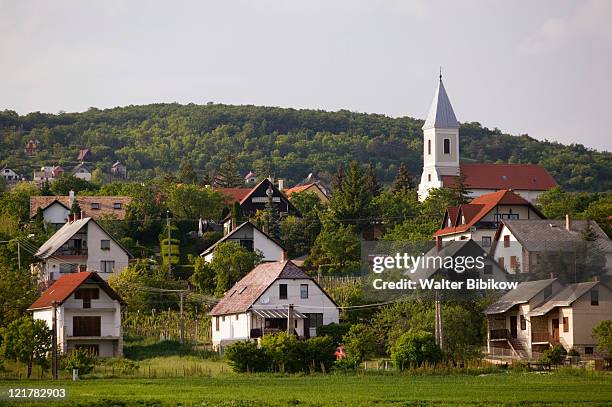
[200,221,285,256]
[71,163,91,175]
[216,187,252,204]
[422,77,459,130]
[77,148,91,161]
[434,189,543,237]
[209,261,337,316]
[441,163,557,191]
[527,282,600,316]
[28,272,124,310]
[30,196,131,219]
[484,278,556,314]
[35,217,132,259]
[495,219,612,253]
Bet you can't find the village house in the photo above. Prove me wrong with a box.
[30,192,131,228]
[24,139,39,155]
[201,221,285,263]
[32,216,131,284]
[110,161,127,179]
[77,148,91,162]
[28,271,125,357]
[285,182,330,205]
[484,278,612,359]
[433,189,545,248]
[417,75,557,203]
[71,163,92,181]
[33,166,64,185]
[216,177,299,236]
[490,217,612,275]
[210,260,339,351]
[1,167,21,183]
[244,171,257,184]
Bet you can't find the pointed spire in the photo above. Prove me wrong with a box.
[422,74,459,130]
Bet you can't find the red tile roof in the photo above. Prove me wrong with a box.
[433,189,542,237]
[441,163,557,191]
[215,188,252,204]
[28,272,124,310]
[30,196,131,219]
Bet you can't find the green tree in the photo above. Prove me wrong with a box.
[1,316,52,378]
[392,162,415,192]
[448,169,471,205]
[178,162,198,184]
[592,320,612,357]
[50,175,95,195]
[341,323,377,366]
[366,163,382,197]
[166,184,225,221]
[210,241,262,296]
[214,155,243,188]
[390,330,442,370]
[190,257,216,294]
[328,161,374,233]
[307,223,360,274]
[0,263,39,327]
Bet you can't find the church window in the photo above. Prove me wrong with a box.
[443,139,451,154]
[428,174,431,182]
[428,140,431,155]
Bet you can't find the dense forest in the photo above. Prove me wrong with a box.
[0,103,610,191]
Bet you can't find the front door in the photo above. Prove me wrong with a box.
[552,319,560,341]
[510,316,518,338]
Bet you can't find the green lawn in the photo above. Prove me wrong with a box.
[1,370,611,406]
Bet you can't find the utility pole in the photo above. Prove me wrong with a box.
[434,291,444,350]
[166,210,171,277]
[287,304,294,335]
[51,301,58,380]
[17,241,21,270]
[179,291,185,346]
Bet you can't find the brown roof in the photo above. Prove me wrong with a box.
[434,189,543,237]
[214,188,252,204]
[285,184,314,197]
[30,196,131,219]
[442,163,557,191]
[209,261,311,316]
[28,272,124,310]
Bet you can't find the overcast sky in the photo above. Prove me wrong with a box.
[1,0,611,151]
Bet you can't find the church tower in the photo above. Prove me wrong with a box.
[417,74,460,201]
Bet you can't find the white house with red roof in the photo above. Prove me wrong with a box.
[417,75,557,202]
[210,260,339,350]
[434,189,546,248]
[28,271,125,357]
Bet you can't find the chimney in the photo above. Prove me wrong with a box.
[69,190,75,207]
[549,272,554,279]
[278,179,284,191]
[78,265,87,272]
[565,214,571,231]
[281,250,288,262]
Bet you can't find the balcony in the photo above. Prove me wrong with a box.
[532,332,558,344]
[489,329,509,340]
[55,248,88,257]
[475,221,499,230]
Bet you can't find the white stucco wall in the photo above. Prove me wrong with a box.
[85,221,129,278]
[42,202,70,225]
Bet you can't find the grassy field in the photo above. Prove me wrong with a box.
[1,370,611,406]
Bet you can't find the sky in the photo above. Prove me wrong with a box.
[1,0,611,151]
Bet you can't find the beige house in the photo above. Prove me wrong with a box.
[485,279,612,359]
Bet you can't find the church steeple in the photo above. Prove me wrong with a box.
[422,76,459,131]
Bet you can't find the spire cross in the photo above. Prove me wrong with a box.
[439,67,442,81]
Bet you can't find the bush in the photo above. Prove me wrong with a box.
[390,330,442,370]
[260,332,305,373]
[224,341,269,373]
[61,348,97,375]
[316,323,351,345]
[342,323,377,366]
[568,348,580,357]
[303,335,336,373]
[102,358,140,375]
[539,344,567,366]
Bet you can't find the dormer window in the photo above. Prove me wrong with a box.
[447,217,452,227]
[443,138,451,154]
[113,202,122,209]
[461,215,465,224]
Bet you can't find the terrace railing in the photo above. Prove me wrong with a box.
[489,329,509,340]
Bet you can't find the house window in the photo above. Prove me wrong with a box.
[100,261,115,273]
[482,236,491,247]
[240,239,254,252]
[510,256,518,269]
[101,240,110,250]
[443,138,450,154]
[591,290,599,306]
[427,139,431,155]
[520,315,526,330]
[563,317,569,332]
[73,316,101,337]
[113,202,122,209]
[91,202,100,210]
[222,316,225,322]
[543,285,552,300]
[60,263,77,274]
[235,314,239,321]
[215,317,219,331]
[497,257,504,269]
[75,288,99,309]
[585,347,594,355]
[305,313,323,329]
[300,284,309,299]
[279,284,287,300]
[503,235,510,248]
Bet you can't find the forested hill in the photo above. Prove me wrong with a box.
[0,103,610,191]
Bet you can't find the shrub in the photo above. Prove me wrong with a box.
[224,341,269,373]
[342,323,377,366]
[568,348,580,357]
[303,335,336,372]
[539,344,567,366]
[61,348,97,375]
[390,330,442,370]
[316,323,351,345]
[260,332,305,373]
[103,358,140,375]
